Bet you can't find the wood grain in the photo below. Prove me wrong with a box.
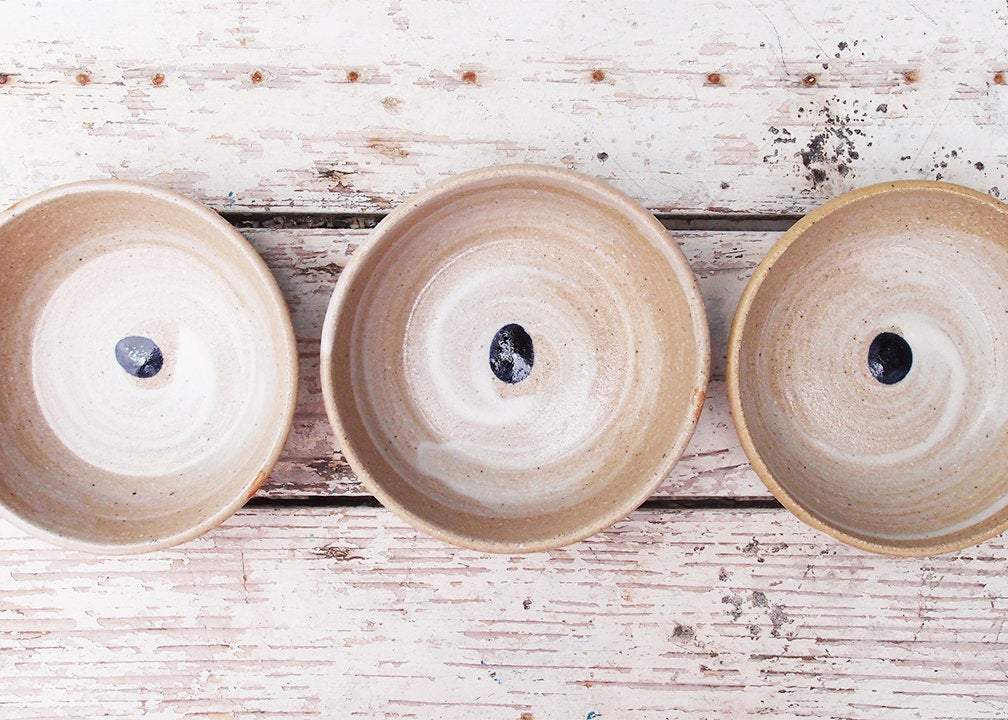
[247,226,773,499]
[7,4,1008,718]
[1,506,1005,719]
[2,1,1007,214]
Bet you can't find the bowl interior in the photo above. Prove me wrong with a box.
[735,184,1008,552]
[326,169,707,550]
[0,185,296,550]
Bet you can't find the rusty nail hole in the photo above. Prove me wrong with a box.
[346,70,360,83]
[902,69,918,84]
[995,71,1005,85]
[706,72,722,85]
[151,73,165,87]
[76,72,91,86]
[250,70,264,84]
[0,73,9,85]
[802,73,817,87]
[591,68,606,82]
[461,70,477,84]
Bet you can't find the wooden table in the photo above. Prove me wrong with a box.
[2,2,1007,717]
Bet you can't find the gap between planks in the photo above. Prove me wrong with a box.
[221,210,802,233]
[246,495,787,511]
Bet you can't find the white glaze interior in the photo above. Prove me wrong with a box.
[324,167,709,551]
[0,184,297,550]
[736,185,1008,551]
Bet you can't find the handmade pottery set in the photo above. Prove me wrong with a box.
[1,167,1006,557]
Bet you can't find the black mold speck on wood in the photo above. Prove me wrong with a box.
[672,624,695,639]
[312,544,362,561]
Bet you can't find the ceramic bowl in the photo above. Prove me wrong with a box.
[321,164,709,552]
[729,180,1008,556]
[0,181,298,553]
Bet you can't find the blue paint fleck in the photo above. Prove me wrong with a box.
[480,659,503,684]
[226,191,236,206]
[586,713,601,720]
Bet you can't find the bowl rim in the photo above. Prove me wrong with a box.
[0,179,299,554]
[320,163,711,553]
[726,179,1008,557]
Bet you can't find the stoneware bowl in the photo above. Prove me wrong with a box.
[0,181,298,553]
[321,164,709,552]
[729,180,1008,556]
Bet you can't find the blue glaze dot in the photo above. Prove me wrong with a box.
[115,336,163,379]
[868,332,912,384]
[489,324,534,384]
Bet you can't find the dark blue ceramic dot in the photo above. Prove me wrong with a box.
[115,336,164,379]
[489,323,534,384]
[868,332,912,384]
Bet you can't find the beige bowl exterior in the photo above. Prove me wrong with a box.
[729,180,1008,556]
[321,164,710,553]
[0,181,298,553]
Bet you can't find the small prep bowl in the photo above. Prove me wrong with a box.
[321,165,709,552]
[0,181,297,553]
[729,181,1008,555]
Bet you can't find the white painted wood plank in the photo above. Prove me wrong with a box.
[2,1,1007,214]
[1,506,1006,719]
[247,226,773,498]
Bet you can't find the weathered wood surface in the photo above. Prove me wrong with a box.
[248,226,773,499]
[2,1,1007,214]
[2,506,1006,720]
[7,3,1008,718]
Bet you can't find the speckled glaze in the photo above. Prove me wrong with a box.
[321,165,709,552]
[0,181,298,553]
[728,180,1008,556]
